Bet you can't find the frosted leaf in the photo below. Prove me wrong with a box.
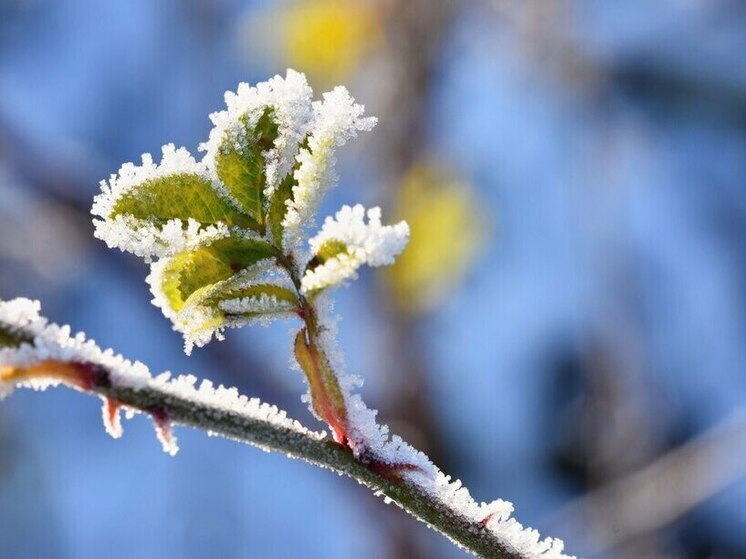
[301,205,409,293]
[148,254,297,354]
[145,235,277,320]
[174,285,298,357]
[200,69,315,201]
[283,87,377,251]
[212,106,279,224]
[92,144,245,260]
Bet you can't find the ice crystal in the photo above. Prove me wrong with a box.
[218,292,296,315]
[0,298,150,390]
[301,205,409,293]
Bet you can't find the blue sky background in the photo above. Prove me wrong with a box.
[1,2,745,558]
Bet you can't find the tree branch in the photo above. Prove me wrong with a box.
[6,364,525,559]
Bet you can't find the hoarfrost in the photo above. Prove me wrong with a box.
[282,87,377,252]
[301,204,409,293]
[146,257,294,355]
[101,397,124,439]
[298,295,575,559]
[199,69,315,198]
[0,298,324,455]
[218,293,296,315]
[92,144,233,260]
[0,298,150,389]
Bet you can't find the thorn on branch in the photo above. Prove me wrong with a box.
[148,405,179,456]
[102,397,124,439]
[479,512,496,529]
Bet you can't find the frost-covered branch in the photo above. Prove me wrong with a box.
[2,71,575,558]
[0,298,571,559]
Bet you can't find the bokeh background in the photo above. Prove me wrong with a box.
[1,1,745,558]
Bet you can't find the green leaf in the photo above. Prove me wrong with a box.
[215,107,279,227]
[111,173,254,229]
[177,282,298,353]
[316,240,348,262]
[267,135,309,246]
[0,322,33,348]
[267,171,296,246]
[158,236,277,314]
[304,239,349,275]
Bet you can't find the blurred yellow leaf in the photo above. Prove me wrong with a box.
[282,0,380,85]
[384,163,486,315]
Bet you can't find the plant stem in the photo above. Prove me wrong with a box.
[276,250,351,444]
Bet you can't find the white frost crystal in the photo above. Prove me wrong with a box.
[0,298,151,395]
[218,292,296,316]
[301,204,409,293]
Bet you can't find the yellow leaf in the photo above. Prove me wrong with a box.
[282,0,380,85]
[384,163,487,314]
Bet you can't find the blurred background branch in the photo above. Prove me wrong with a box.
[554,408,746,556]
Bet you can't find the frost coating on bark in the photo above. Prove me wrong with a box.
[297,296,573,559]
[1,298,573,558]
[0,298,150,389]
[283,87,377,253]
[199,69,315,198]
[0,298,323,455]
[301,204,410,293]
[91,144,233,260]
